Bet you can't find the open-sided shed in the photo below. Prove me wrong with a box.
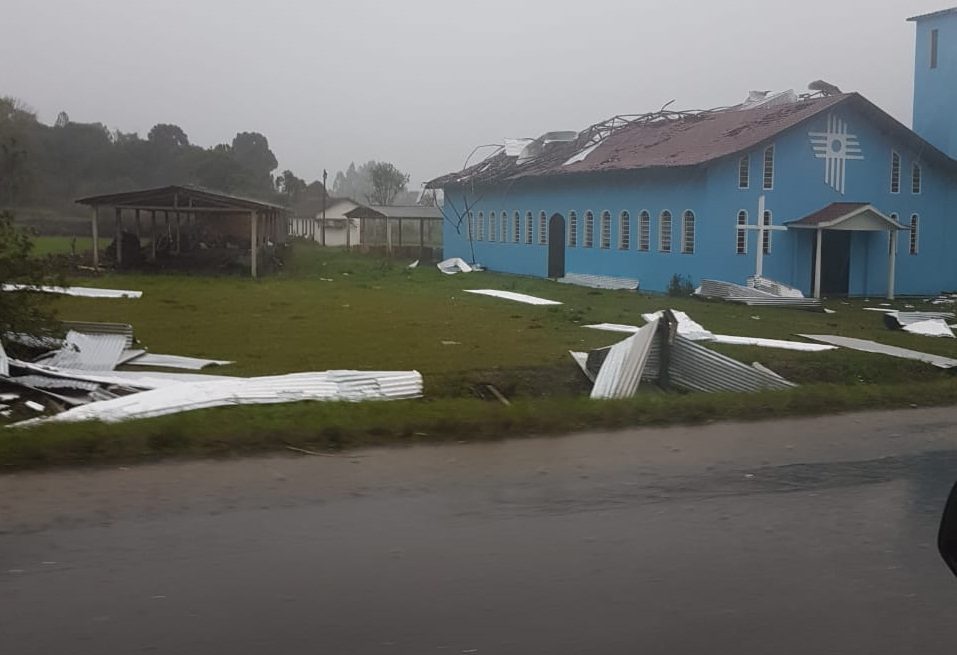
[76,185,287,277]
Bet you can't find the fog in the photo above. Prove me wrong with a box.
[0,0,943,188]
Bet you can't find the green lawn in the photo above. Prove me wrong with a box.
[3,242,956,467]
[30,236,110,257]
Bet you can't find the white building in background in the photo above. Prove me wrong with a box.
[288,198,361,246]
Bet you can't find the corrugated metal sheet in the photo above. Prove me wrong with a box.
[12,359,236,389]
[7,375,102,392]
[62,321,135,348]
[884,311,956,327]
[464,289,562,306]
[558,273,639,290]
[697,279,822,309]
[0,339,8,377]
[23,370,423,425]
[38,331,127,371]
[665,336,796,393]
[591,318,658,399]
[2,284,142,299]
[125,353,234,370]
[800,334,957,368]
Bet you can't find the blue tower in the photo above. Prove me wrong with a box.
[910,7,957,158]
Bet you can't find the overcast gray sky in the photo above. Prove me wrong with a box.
[0,0,944,189]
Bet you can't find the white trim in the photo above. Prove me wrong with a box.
[912,162,923,195]
[584,210,594,248]
[618,210,631,250]
[599,210,612,249]
[738,154,750,190]
[681,209,696,254]
[786,204,906,231]
[638,210,651,252]
[890,150,901,194]
[658,210,672,253]
[736,209,748,255]
[762,144,775,191]
[568,210,578,247]
[513,211,520,243]
[909,213,920,255]
[539,211,548,245]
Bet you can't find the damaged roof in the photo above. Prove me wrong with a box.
[76,184,287,212]
[428,93,957,188]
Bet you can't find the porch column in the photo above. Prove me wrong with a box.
[887,230,897,300]
[135,209,141,239]
[115,207,123,266]
[250,210,258,278]
[813,228,823,299]
[150,211,157,261]
[91,206,99,269]
[754,194,766,278]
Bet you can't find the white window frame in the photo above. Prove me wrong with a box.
[638,210,650,252]
[467,211,474,240]
[568,211,578,247]
[599,211,611,249]
[912,162,922,195]
[762,209,772,255]
[584,211,594,248]
[525,212,533,245]
[762,145,775,190]
[659,210,672,253]
[910,214,919,255]
[738,155,750,189]
[619,211,631,250]
[736,210,748,255]
[539,211,547,245]
[890,151,901,194]
[477,211,484,241]
[513,211,520,243]
[488,212,496,242]
[501,210,508,242]
[681,210,695,254]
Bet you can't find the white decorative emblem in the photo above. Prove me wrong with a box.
[809,114,863,194]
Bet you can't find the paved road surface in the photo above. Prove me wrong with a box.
[3,408,957,654]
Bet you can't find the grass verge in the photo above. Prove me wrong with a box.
[3,380,956,470]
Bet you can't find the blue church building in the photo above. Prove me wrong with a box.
[430,8,957,298]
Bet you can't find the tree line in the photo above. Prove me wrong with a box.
[0,96,415,217]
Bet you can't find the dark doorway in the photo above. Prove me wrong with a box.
[812,230,851,296]
[547,213,565,278]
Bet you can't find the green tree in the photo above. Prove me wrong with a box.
[276,169,306,202]
[367,161,410,205]
[147,123,190,149]
[0,211,63,346]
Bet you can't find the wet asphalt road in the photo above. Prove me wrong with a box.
[3,408,957,654]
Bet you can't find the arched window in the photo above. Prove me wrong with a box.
[658,210,672,252]
[738,155,750,189]
[539,211,547,245]
[736,210,748,254]
[501,210,508,242]
[477,212,484,241]
[619,211,631,250]
[525,212,533,244]
[488,212,497,242]
[584,211,594,247]
[762,210,772,254]
[467,211,474,240]
[890,151,901,193]
[912,162,922,194]
[568,211,578,247]
[599,211,611,249]
[910,214,919,255]
[763,145,775,190]
[682,210,695,254]
[513,211,521,243]
[638,211,650,252]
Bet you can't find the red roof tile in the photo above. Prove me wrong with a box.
[785,202,870,227]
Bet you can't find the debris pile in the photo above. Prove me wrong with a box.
[696,278,822,310]
[574,310,797,399]
[882,311,955,338]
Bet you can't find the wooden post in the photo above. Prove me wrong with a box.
[346,216,352,249]
[814,228,823,299]
[386,216,393,255]
[150,211,157,261]
[419,217,425,258]
[91,206,99,269]
[135,209,141,239]
[250,210,258,278]
[115,206,123,266]
[887,230,897,300]
[173,193,181,254]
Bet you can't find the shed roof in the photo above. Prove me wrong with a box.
[76,185,286,212]
[345,205,444,219]
[907,6,957,21]
[428,93,957,188]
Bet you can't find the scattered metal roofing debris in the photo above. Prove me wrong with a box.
[747,276,805,298]
[437,257,474,275]
[902,319,955,338]
[642,310,714,341]
[464,289,562,306]
[557,273,639,291]
[709,335,836,352]
[37,331,128,371]
[582,312,795,398]
[7,375,103,392]
[590,319,659,399]
[12,360,236,390]
[21,370,423,425]
[1,284,142,299]
[125,353,235,370]
[24,400,45,412]
[0,340,7,377]
[696,279,822,309]
[62,321,135,348]
[799,335,957,369]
